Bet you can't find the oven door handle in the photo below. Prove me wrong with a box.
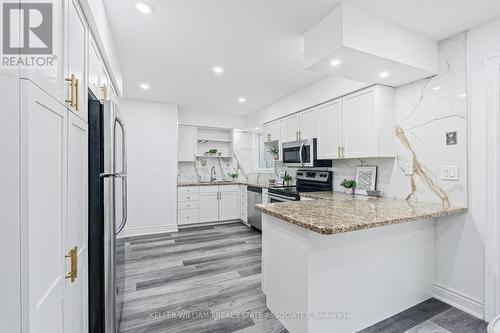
[269,193,298,201]
[299,143,305,166]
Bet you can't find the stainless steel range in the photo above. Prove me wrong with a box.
[268,169,332,202]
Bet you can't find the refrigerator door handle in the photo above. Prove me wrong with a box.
[115,117,128,235]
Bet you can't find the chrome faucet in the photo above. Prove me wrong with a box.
[210,166,217,182]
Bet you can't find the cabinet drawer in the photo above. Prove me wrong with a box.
[178,201,199,210]
[219,185,239,192]
[178,209,199,225]
[199,185,219,193]
[178,193,199,202]
[178,186,199,194]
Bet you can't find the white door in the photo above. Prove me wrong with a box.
[66,0,87,121]
[285,114,300,142]
[219,191,239,221]
[178,126,197,161]
[299,108,319,140]
[317,100,343,159]
[199,193,219,223]
[22,81,67,333]
[65,112,88,333]
[343,89,375,158]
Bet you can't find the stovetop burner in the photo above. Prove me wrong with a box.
[267,169,333,201]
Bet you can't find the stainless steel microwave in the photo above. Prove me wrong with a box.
[282,138,332,167]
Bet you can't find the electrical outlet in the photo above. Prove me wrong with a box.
[441,165,459,181]
[404,162,413,175]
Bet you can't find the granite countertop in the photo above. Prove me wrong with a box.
[255,191,467,235]
[177,181,271,189]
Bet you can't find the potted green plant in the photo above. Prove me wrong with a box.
[207,149,218,156]
[228,172,238,180]
[282,172,293,186]
[341,179,356,195]
[269,144,279,160]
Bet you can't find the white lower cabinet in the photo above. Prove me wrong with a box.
[177,185,247,225]
[239,186,248,223]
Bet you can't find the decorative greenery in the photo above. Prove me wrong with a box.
[282,173,293,182]
[268,144,279,158]
[228,172,238,179]
[207,149,218,156]
[341,179,356,189]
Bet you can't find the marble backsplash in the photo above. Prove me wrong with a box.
[178,32,467,207]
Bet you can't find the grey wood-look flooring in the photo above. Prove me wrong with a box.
[119,222,488,333]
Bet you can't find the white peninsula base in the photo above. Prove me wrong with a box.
[261,214,436,333]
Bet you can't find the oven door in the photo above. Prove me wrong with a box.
[282,140,313,167]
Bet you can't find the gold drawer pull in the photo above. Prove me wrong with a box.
[65,246,78,283]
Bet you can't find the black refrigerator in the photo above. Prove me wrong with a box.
[88,94,128,333]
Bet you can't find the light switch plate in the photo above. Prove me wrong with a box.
[441,165,459,181]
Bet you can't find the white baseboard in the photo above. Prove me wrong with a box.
[433,283,484,319]
[119,224,179,238]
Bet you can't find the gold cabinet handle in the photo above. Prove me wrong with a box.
[75,78,79,111]
[65,74,75,108]
[65,246,78,283]
[100,85,108,102]
[341,146,345,158]
[337,146,341,158]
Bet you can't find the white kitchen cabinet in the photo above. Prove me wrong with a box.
[219,191,239,221]
[178,126,197,162]
[317,99,343,159]
[342,86,395,158]
[239,186,248,223]
[299,108,319,140]
[88,35,100,99]
[284,114,300,142]
[66,0,87,121]
[18,80,88,333]
[65,111,89,333]
[263,120,280,143]
[262,188,269,204]
[199,186,220,223]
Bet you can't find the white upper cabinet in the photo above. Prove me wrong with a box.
[284,114,300,142]
[178,126,197,162]
[299,108,319,140]
[66,0,87,121]
[263,120,280,143]
[317,99,343,159]
[88,36,101,99]
[342,86,395,158]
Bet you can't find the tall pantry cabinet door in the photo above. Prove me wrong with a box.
[65,112,89,333]
[66,0,87,121]
[20,80,67,333]
[317,100,343,159]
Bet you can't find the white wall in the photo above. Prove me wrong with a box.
[467,18,500,321]
[121,99,178,236]
[246,75,369,128]
[178,108,246,129]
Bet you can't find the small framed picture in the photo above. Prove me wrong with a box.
[355,166,378,195]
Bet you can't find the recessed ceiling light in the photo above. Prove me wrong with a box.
[238,97,246,103]
[139,83,150,90]
[255,127,259,131]
[433,86,441,90]
[379,71,389,78]
[136,2,152,14]
[330,59,342,67]
[213,66,224,74]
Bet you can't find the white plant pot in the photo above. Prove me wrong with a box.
[344,188,354,195]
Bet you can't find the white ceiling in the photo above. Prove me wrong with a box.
[105,0,500,116]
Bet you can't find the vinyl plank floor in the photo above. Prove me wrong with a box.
[119,222,288,333]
